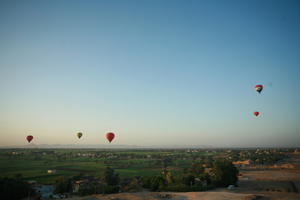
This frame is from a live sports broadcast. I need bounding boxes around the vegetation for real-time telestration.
[0,176,34,200]
[0,148,217,184]
[54,176,72,194]
[211,160,238,187]
[103,167,120,193]
[0,148,291,197]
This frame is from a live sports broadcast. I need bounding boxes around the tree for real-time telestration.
[212,160,238,187]
[149,176,166,191]
[103,167,119,186]
[78,181,104,196]
[165,171,175,185]
[197,173,212,186]
[190,162,204,175]
[181,174,195,186]
[122,177,141,192]
[0,177,34,200]
[54,176,72,194]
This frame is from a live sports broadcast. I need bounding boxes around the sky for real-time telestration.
[0,0,300,147]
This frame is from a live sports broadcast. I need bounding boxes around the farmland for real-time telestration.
[1,148,300,200]
[0,148,216,184]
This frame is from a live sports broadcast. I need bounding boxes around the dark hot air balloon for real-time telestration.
[255,85,263,93]
[77,132,83,139]
[253,111,259,117]
[27,135,33,143]
[106,132,115,143]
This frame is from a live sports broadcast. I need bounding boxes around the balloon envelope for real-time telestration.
[106,132,115,143]
[27,135,33,143]
[255,85,263,93]
[77,132,83,139]
[253,112,259,116]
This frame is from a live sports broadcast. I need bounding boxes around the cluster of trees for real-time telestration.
[55,176,72,194]
[0,176,34,200]
[211,160,238,187]
[54,166,121,196]
[227,149,284,165]
[54,159,238,195]
[141,160,238,192]
[0,161,238,199]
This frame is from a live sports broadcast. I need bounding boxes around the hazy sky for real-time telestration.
[1,0,300,147]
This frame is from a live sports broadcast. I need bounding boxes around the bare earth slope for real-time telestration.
[65,191,300,200]
[66,192,264,200]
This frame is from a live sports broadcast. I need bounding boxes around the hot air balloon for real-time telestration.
[253,111,259,117]
[255,85,263,93]
[77,132,83,139]
[106,132,115,143]
[27,135,33,143]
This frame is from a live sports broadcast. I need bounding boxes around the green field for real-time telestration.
[0,149,216,184]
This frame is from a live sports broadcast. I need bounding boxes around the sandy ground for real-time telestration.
[240,169,300,181]
[66,192,264,200]
[65,190,300,200]
[236,169,300,193]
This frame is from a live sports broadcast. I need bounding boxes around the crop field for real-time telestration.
[0,149,216,184]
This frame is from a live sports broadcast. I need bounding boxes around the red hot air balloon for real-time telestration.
[27,135,33,143]
[253,112,259,117]
[106,132,115,143]
[255,85,263,93]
